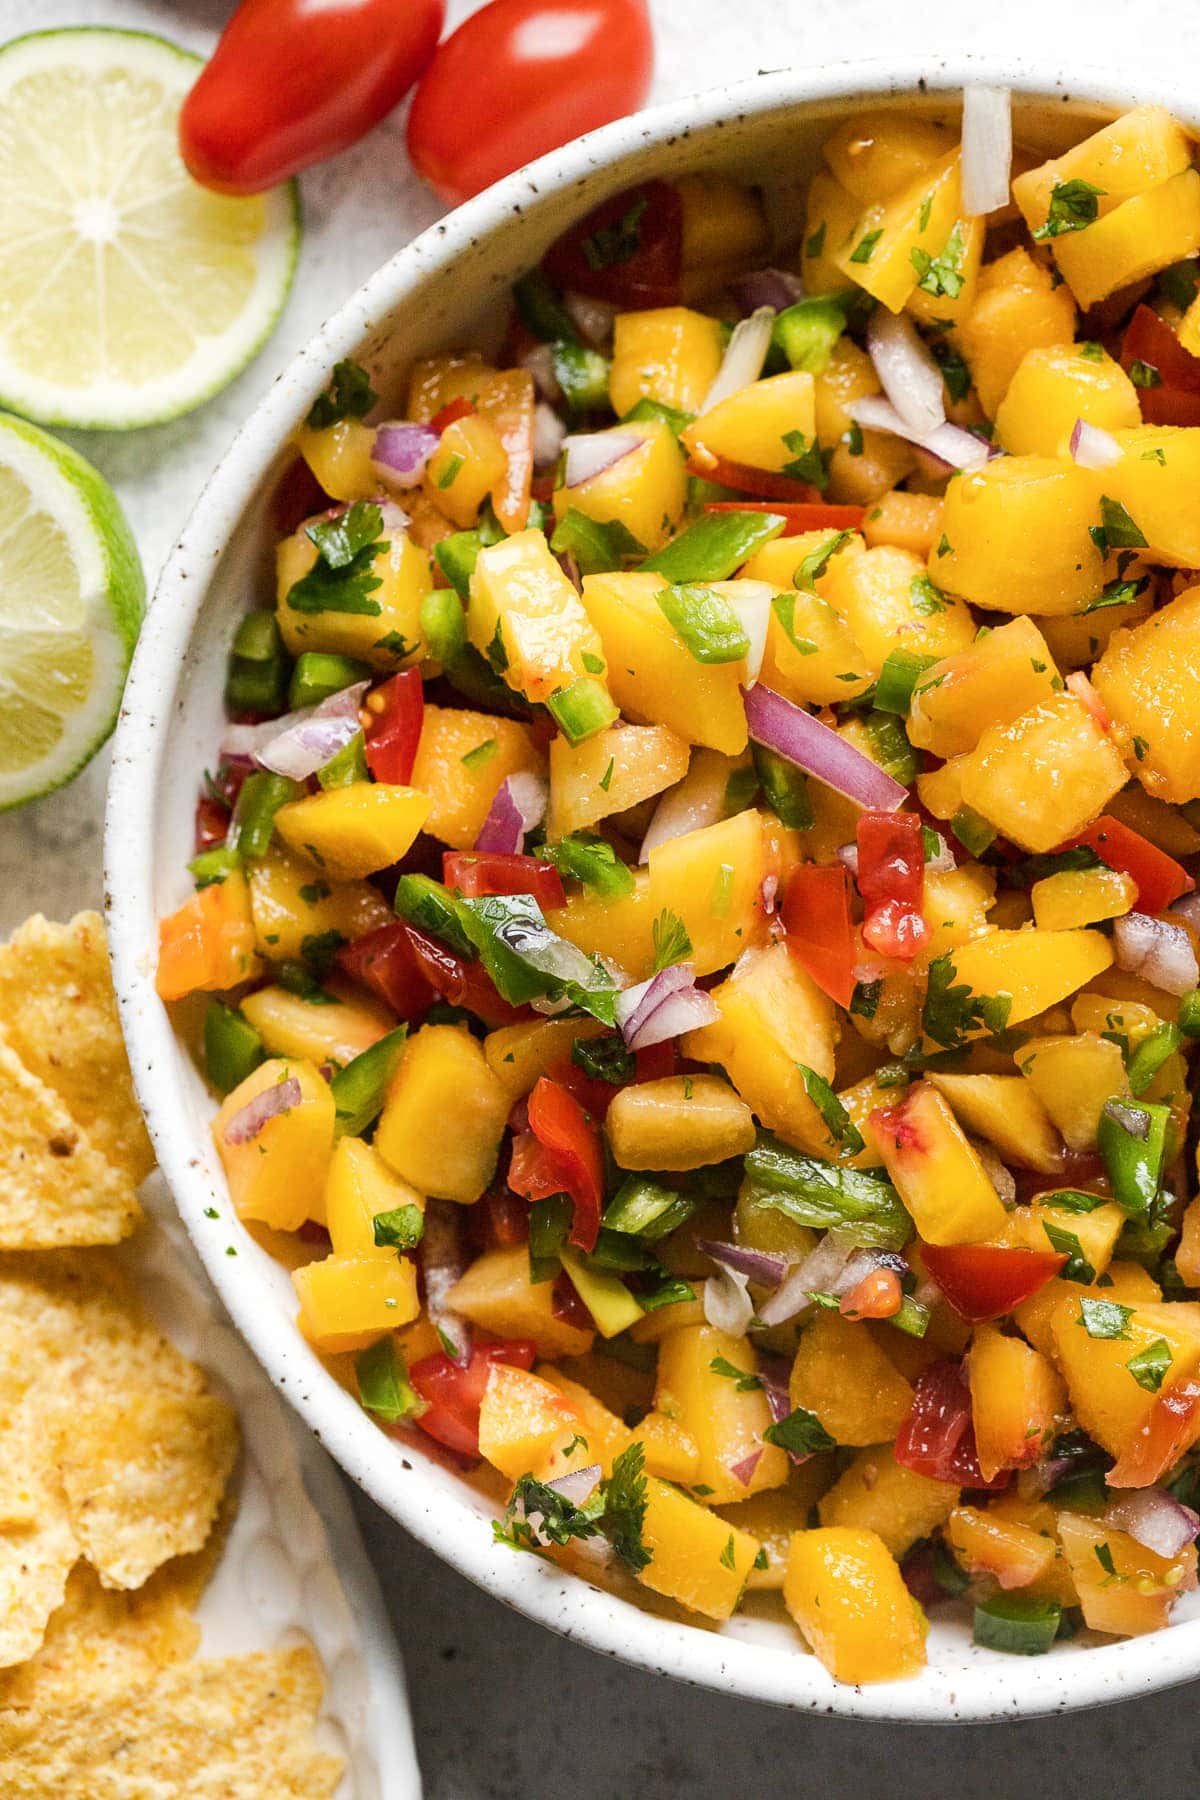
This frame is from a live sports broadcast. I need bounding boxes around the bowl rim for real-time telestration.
[107,50,1200,1722]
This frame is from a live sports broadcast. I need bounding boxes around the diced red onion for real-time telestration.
[474,772,548,854]
[743,684,907,811]
[222,1075,301,1146]
[720,580,773,685]
[703,1262,754,1335]
[961,85,1013,216]
[1113,911,1199,996]
[546,1463,602,1506]
[371,422,440,491]
[756,1354,792,1425]
[421,1200,472,1367]
[729,268,804,315]
[564,290,615,346]
[533,400,567,469]
[977,1144,1017,1207]
[757,1231,858,1327]
[695,1239,792,1292]
[628,985,719,1049]
[848,394,992,472]
[867,308,946,437]
[615,963,694,1043]
[1069,418,1122,470]
[639,753,728,863]
[1106,1489,1200,1559]
[925,832,955,872]
[730,1449,763,1489]
[702,306,776,412]
[252,683,371,780]
[520,344,562,404]
[563,428,644,488]
[760,874,779,917]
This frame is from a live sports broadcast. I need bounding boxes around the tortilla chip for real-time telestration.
[0,1249,204,1415]
[0,913,154,1187]
[0,1646,343,1797]
[0,1415,76,1670]
[0,1035,141,1250]
[55,1391,239,1591]
[0,1559,200,1713]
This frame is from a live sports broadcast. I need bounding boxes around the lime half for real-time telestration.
[0,411,143,809]
[0,28,300,430]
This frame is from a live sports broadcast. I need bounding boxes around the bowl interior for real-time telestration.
[108,62,1200,1721]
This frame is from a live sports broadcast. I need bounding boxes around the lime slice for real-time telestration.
[0,28,300,430]
[0,411,144,809]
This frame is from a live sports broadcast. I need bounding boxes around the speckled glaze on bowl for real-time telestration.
[106,56,1200,1721]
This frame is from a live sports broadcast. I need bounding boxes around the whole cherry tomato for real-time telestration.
[406,0,654,205]
[181,0,445,195]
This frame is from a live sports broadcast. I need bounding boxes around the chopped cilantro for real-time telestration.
[1128,359,1163,389]
[921,952,1012,1048]
[780,429,830,490]
[849,228,883,265]
[461,738,499,770]
[909,222,967,299]
[372,1204,425,1250]
[1042,1221,1096,1284]
[306,358,377,430]
[796,529,853,590]
[1090,496,1148,557]
[580,194,648,271]
[1077,1296,1134,1340]
[1126,1337,1172,1393]
[806,221,827,259]
[719,1533,738,1571]
[709,1355,763,1393]
[797,1064,865,1153]
[1033,179,1105,241]
[910,573,947,616]
[651,908,692,972]
[762,1405,836,1456]
[286,501,385,616]
[572,1033,635,1085]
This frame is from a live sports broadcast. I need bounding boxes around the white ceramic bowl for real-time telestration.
[107,55,1200,1721]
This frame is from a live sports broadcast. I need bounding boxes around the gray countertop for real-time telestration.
[4,0,1199,1790]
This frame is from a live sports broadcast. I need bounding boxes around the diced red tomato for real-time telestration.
[856,811,930,963]
[1064,814,1194,913]
[409,1337,536,1457]
[704,500,866,532]
[442,851,566,911]
[401,925,531,1027]
[507,1075,605,1252]
[194,794,231,853]
[1120,304,1200,427]
[686,456,824,503]
[364,668,425,786]
[1107,1376,1200,1488]
[780,864,857,1009]
[920,1243,1067,1324]
[431,396,476,434]
[335,923,435,1021]
[543,178,682,309]
[894,1360,1010,1490]
[545,1054,617,1121]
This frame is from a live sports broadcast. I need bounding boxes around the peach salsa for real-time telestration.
[158,92,1200,1684]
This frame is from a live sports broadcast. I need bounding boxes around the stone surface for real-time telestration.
[4,0,1199,1791]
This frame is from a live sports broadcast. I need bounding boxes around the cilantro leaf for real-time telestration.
[1090,495,1148,557]
[797,1064,865,1154]
[1042,1220,1095,1284]
[780,430,830,491]
[651,908,692,973]
[1033,179,1105,241]
[1126,1337,1172,1393]
[762,1405,836,1456]
[372,1204,425,1250]
[922,953,1012,1048]
[306,358,378,430]
[910,573,948,616]
[709,1355,763,1393]
[603,1442,652,1571]
[494,1474,606,1554]
[909,222,968,299]
[287,501,385,616]
[1078,1296,1134,1340]
[572,1032,636,1085]
[795,530,853,591]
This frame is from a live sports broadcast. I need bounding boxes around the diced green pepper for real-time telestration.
[228,771,301,862]
[865,712,918,788]
[772,295,848,374]
[203,1000,266,1095]
[640,510,786,583]
[550,509,645,575]
[546,676,619,744]
[753,742,814,829]
[950,805,997,857]
[603,1176,695,1240]
[1178,989,1200,1038]
[1097,1098,1171,1218]
[656,584,751,665]
[622,396,695,438]
[392,873,476,958]
[744,1132,913,1249]
[432,536,483,604]
[225,610,290,715]
[552,341,611,413]
[874,648,939,715]
[1127,1021,1183,1096]
[972,1593,1062,1656]
[355,1336,425,1423]
[188,846,240,889]
[529,1193,573,1283]
[289,652,371,710]
[513,269,579,343]
[317,731,369,790]
[543,833,635,898]
[329,1026,409,1137]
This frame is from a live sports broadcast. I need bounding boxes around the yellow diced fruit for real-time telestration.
[580,570,748,753]
[246,845,392,963]
[1054,169,1200,309]
[817,1444,958,1558]
[954,247,1077,418]
[468,527,609,705]
[551,418,686,554]
[1071,993,1164,1045]
[784,1528,926,1683]
[927,1072,1062,1175]
[274,785,430,882]
[968,1325,1065,1481]
[448,1245,594,1358]
[483,1016,608,1102]
[1104,786,1200,859]
[608,307,725,417]
[213,1058,334,1232]
[548,720,688,839]
[682,371,817,476]
[1057,1510,1197,1637]
[835,150,962,314]
[1093,583,1200,803]
[862,490,943,557]
[870,1079,1008,1246]
[818,540,975,672]
[293,418,377,503]
[1012,106,1193,234]
[1102,427,1200,568]
[944,929,1114,1031]
[682,940,840,1155]
[630,1292,708,1343]
[410,706,546,850]
[906,216,985,332]
[375,1024,508,1203]
[801,169,861,293]
[947,1505,1057,1591]
[240,981,395,1070]
[558,1246,644,1339]
[1032,866,1138,930]
[533,1367,632,1477]
[424,413,507,528]
[637,1478,761,1621]
[824,110,953,201]
[655,1324,787,1504]
[407,350,496,421]
[908,617,1061,758]
[605,1074,754,1172]
[1050,1292,1200,1461]
[677,172,769,294]
[324,1137,424,1259]
[789,1311,914,1446]
[1017,1032,1131,1154]
[1015,1262,1160,1361]
[1037,585,1154,672]
[761,582,874,707]
[293,1253,419,1353]
[635,1410,700,1485]
[277,519,430,668]
[994,344,1141,458]
[812,338,879,444]
[477,1364,585,1480]
[718,1473,834,1589]
[1014,1193,1125,1281]
[957,693,1127,852]
[935,455,1103,616]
